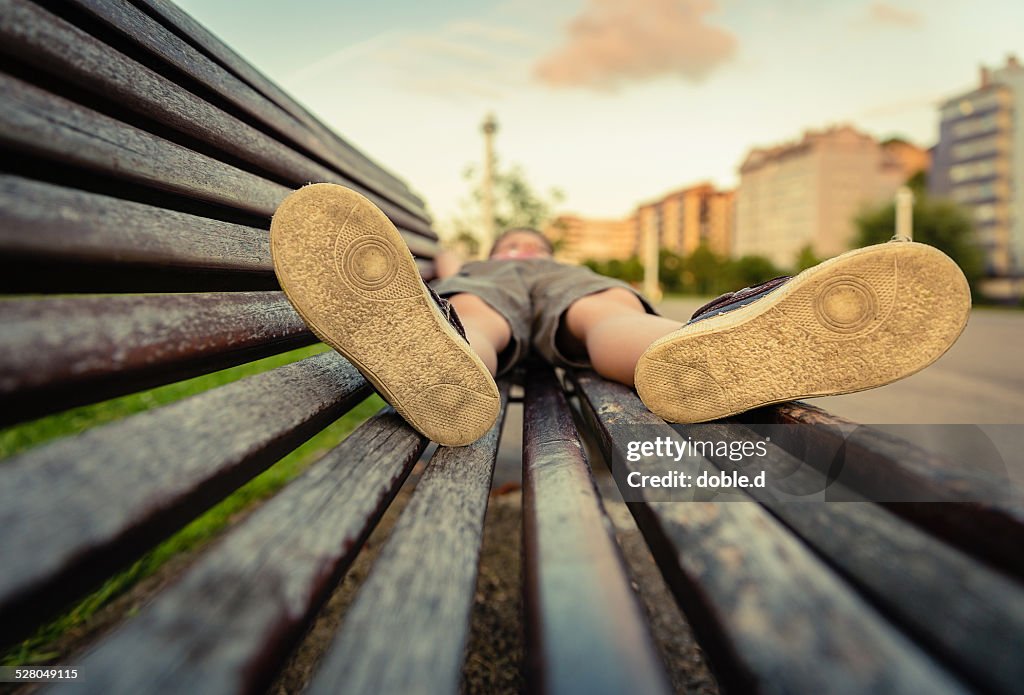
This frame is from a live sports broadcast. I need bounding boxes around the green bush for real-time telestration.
[854,190,985,297]
[586,245,784,297]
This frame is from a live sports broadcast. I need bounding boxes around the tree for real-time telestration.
[793,244,822,273]
[854,194,985,295]
[450,229,481,258]
[686,244,727,295]
[448,158,564,257]
[728,254,783,289]
[589,247,783,297]
[659,249,686,293]
[585,256,643,284]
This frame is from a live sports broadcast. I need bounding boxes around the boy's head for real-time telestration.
[488,227,554,260]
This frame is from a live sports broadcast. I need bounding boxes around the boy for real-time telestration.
[271,184,970,446]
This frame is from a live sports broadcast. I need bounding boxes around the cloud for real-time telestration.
[285,31,404,84]
[446,20,533,45]
[400,36,499,67]
[866,2,923,27]
[533,0,737,90]
[288,18,537,101]
[371,21,537,101]
[855,93,943,119]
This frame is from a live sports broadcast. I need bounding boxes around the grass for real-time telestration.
[2,343,326,459]
[1,344,386,666]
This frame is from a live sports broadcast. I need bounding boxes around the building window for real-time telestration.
[950,160,998,183]
[951,135,1000,160]
[974,203,996,223]
[953,182,997,203]
[951,114,1001,139]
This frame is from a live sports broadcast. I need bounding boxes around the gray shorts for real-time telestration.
[431,258,658,376]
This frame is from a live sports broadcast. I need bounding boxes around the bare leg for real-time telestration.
[447,293,512,376]
[563,288,679,386]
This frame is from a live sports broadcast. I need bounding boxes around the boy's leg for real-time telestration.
[447,293,512,376]
[430,260,533,379]
[270,184,500,446]
[561,288,678,386]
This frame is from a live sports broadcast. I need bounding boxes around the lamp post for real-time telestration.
[895,185,914,241]
[642,214,660,302]
[481,113,498,249]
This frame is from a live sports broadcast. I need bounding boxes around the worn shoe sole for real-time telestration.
[270,183,500,446]
[635,242,971,423]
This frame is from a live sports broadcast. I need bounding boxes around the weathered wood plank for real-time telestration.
[0,176,437,292]
[52,408,426,695]
[0,71,287,216]
[521,368,671,695]
[67,0,431,225]
[0,175,272,272]
[681,421,1024,695]
[307,384,509,695]
[570,370,970,695]
[0,292,315,425]
[131,0,424,209]
[742,402,1024,577]
[0,0,434,237]
[402,231,440,260]
[0,351,371,650]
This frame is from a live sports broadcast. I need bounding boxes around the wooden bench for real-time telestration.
[2,1,1023,693]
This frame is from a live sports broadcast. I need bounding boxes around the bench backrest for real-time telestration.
[1,0,440,648]
[1,0,440,426]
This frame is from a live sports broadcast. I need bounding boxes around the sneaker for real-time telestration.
[270,183,500,446]
[634,241,971,423]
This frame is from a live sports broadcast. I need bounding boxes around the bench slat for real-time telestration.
[68,0,431,224]
[0,175,437,293]
[521,368,672,695]
[0,71,287,217]
[684,421,1024,695]
[131,0,422,208]
[570,371,970,695]
[0,176,272,273]
[745,402,1024,577]
[0,351,370,649]
[307,385,509,695]
[0,292,315,425]
[0,1,434,238]
[53,409,425,695]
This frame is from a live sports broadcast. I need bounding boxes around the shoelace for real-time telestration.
[424,283,470,343]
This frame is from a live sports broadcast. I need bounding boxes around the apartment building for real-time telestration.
[546,215,638,264]
[931,55,1024,282]
[547,184,734,264]
[635,183,734,258]
[734,125,926,268]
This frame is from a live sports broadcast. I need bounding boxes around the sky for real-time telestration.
[177,0,1023,235]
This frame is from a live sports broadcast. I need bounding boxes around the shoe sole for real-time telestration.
[270,183,500,446]
[635,242,971,423]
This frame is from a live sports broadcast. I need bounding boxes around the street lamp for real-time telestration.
[895,185,914,241]
[481,114,498,248]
